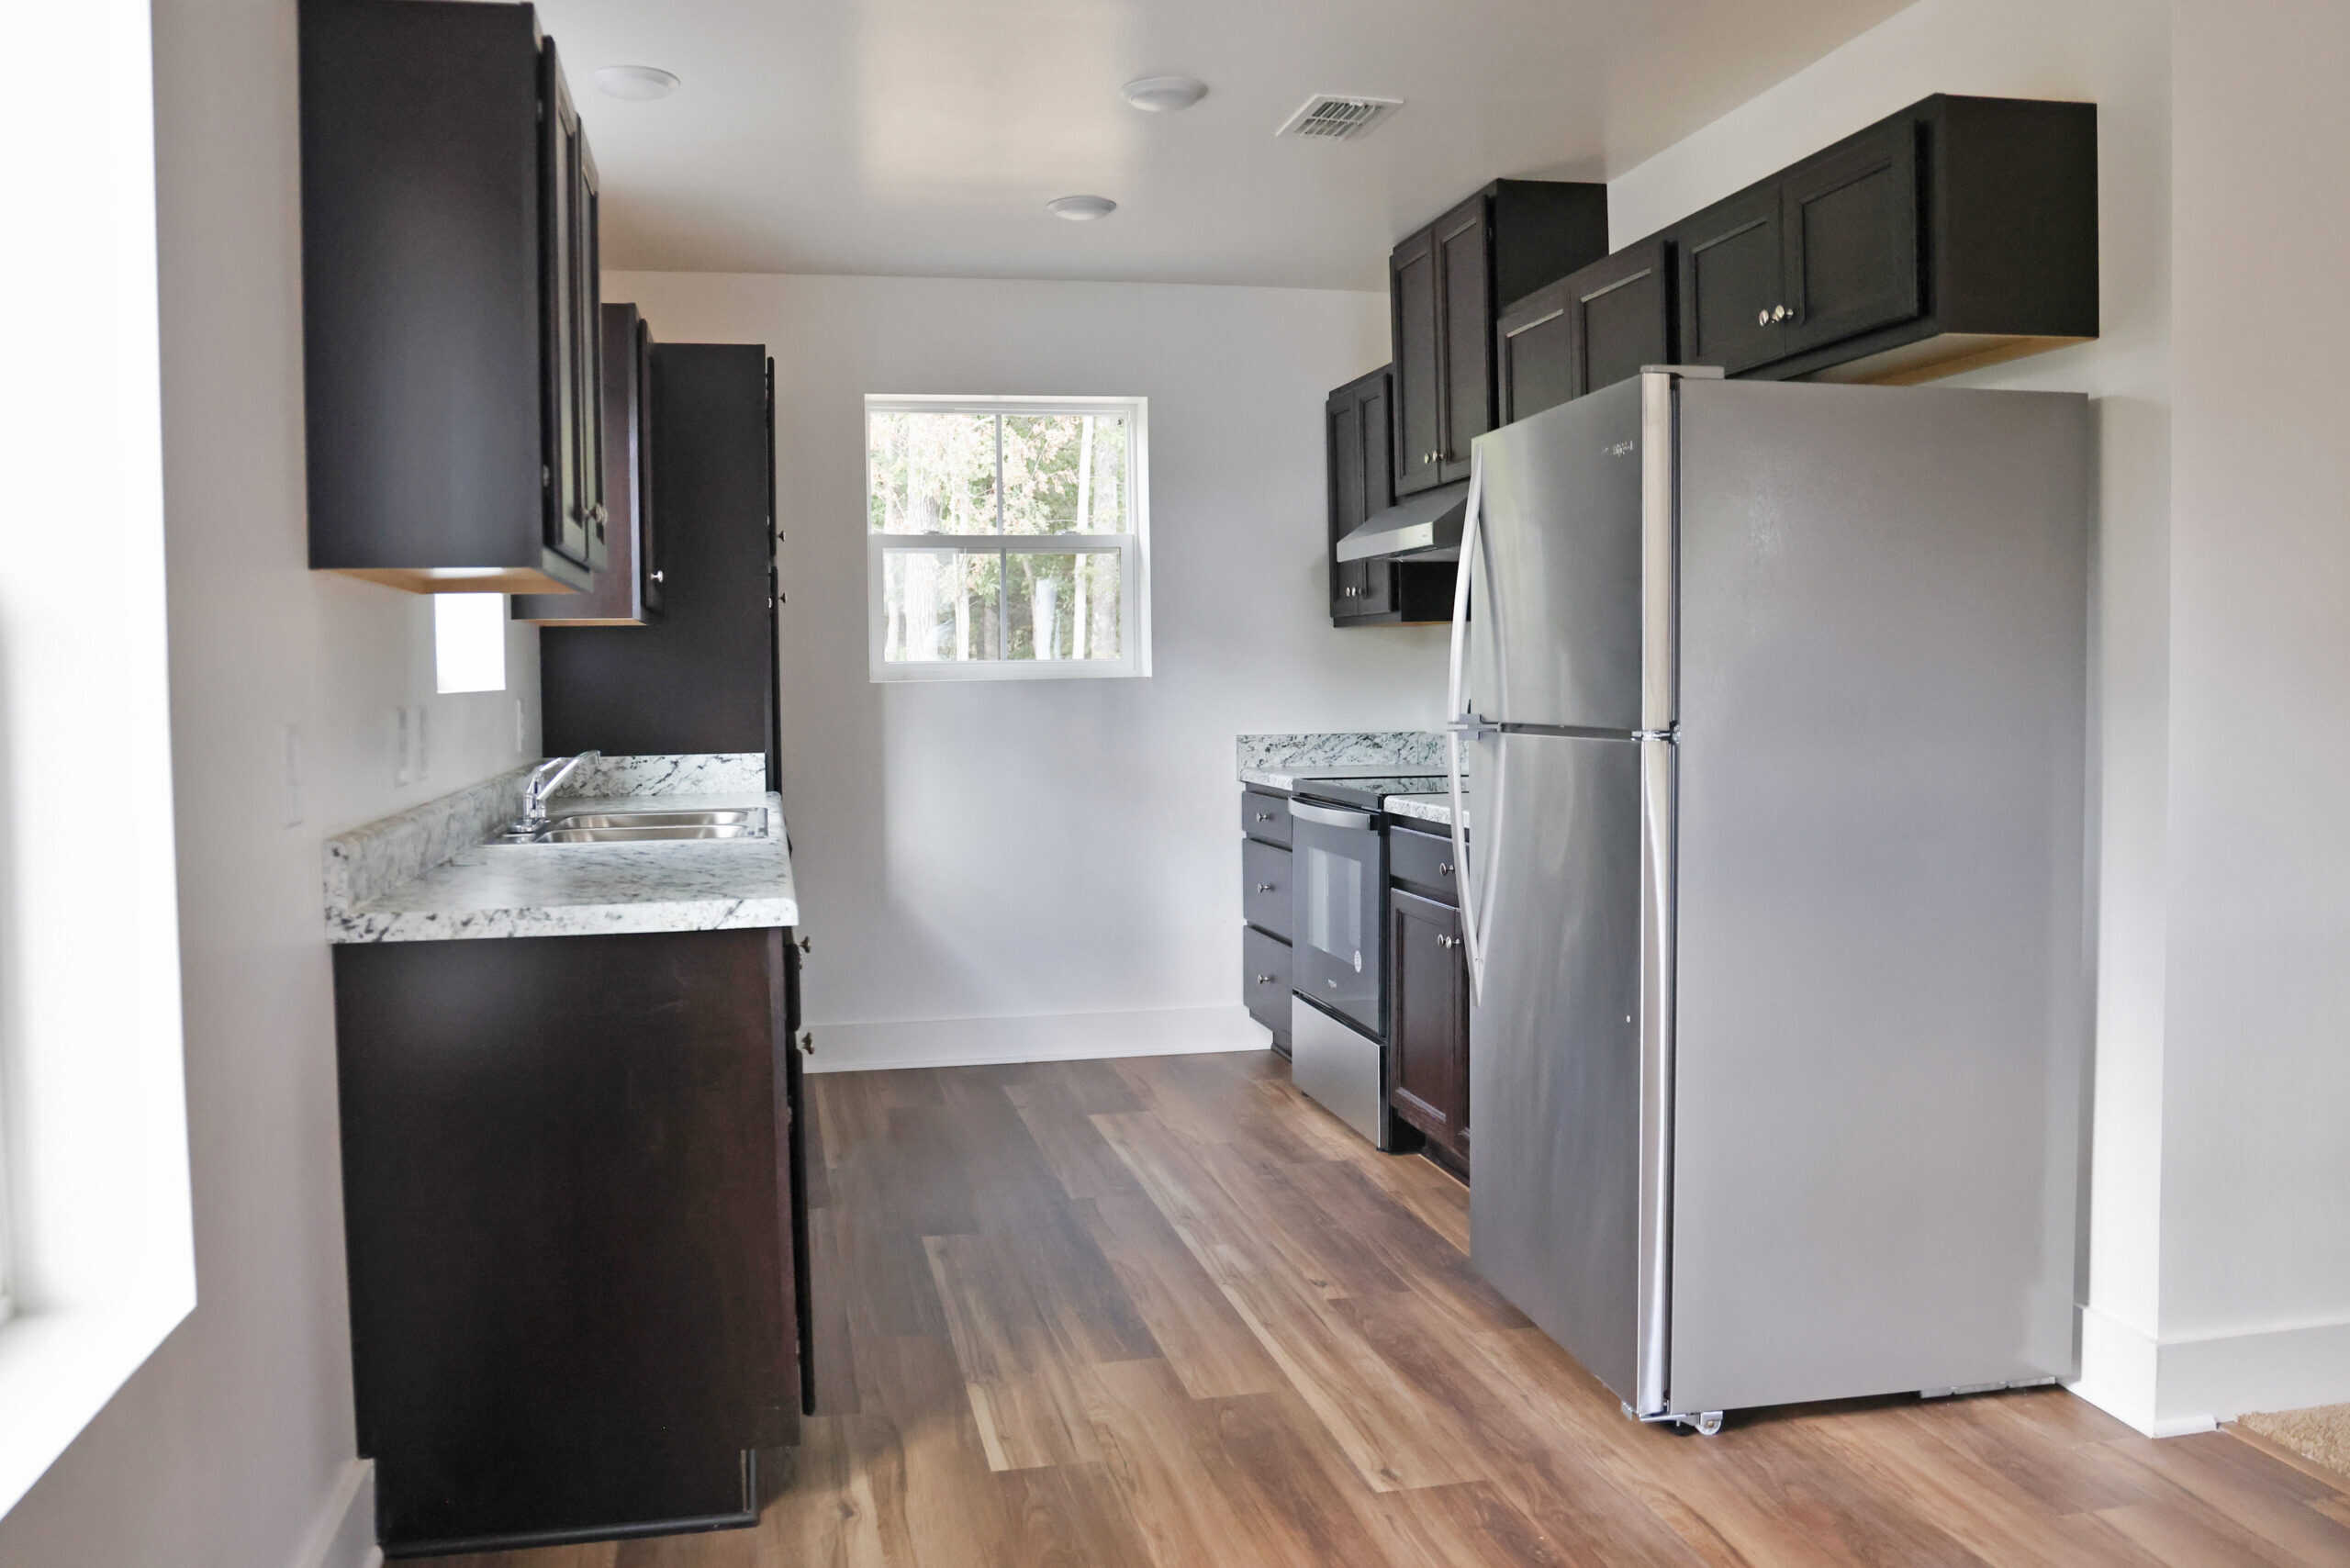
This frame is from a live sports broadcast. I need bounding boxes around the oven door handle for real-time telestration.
[1289,801,1376,831]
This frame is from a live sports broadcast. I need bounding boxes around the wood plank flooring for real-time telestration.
[420,1051,2350,1567]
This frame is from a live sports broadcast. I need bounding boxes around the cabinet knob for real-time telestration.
[1438,934,1459,949]
[1253,882,1276,893]
[798,1031,815,1055]
[649,569,666,584]
[1756,308,1771,327]
[1254,973,1276,985]
[1325,978,1339,990]
[1253,812,1275,823]
[1438,861,1454,876]
[797,935,812,954]
[1772,304,1790,322]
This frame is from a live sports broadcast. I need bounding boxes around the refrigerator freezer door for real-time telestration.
[1664,380,2090,1413]
[1466,729,1647,1404]
[1467,378,1648,733]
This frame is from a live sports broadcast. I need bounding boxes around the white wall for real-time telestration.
[0,0,542,1561]
[607,272,1444,1068]
[2156,0,2350,1420]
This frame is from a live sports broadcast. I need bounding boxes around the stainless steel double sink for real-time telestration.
[496,807,769,846]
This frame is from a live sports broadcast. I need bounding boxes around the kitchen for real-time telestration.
[5,0,2349,1566]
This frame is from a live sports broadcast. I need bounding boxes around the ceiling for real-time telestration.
[534,0,1912,291]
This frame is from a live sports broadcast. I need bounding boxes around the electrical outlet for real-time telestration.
[391,705,412,788]
[282,722,304,828]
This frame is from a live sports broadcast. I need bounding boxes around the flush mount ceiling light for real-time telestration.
[1120,74,1208,113]
[1046,194,1118,221]
[595,64,680,101]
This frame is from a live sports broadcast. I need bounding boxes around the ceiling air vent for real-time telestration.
[1276,95,1402,142]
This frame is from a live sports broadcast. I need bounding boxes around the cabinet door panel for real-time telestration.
[1573,238,1674,398]
[539,40,591,566]
[1434,196,1493,483]
[1353,378,1396,616]
[1326,386,1364,619]
[1675,185,1784,375]
[1497,285,1574,427]
[576,125,607,569]
[1781,119,1919,354]
[1390,230,1443,496]
[1391,888,1468,1152]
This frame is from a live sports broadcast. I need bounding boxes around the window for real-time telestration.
[434,592,509,693]
[866,397,1149,680]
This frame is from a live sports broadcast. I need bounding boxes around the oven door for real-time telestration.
[1290,801,1383,1036]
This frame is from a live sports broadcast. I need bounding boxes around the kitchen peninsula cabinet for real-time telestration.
[1389,180,1610,496]
[333,927,802,1555]
[298,0,604,594]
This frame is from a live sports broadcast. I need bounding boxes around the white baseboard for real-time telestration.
[804,1004,1270,1074]
[287,1458,377,1568]
[2160,1315,2350,1427]
[2069,1305,2350,1435]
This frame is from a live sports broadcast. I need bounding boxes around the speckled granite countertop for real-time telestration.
[323,756,798,943]
[1382,792,1468,831]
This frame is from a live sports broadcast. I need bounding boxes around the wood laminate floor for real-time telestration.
[426,1051,2350,1567]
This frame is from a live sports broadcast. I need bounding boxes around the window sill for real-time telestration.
[0,1290,194,1521]
[870,660,1148,683]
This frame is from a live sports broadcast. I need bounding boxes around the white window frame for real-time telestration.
[864,395,1151,682]
[0,0,196,1525]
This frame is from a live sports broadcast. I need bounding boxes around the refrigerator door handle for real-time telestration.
[1633,732,1677,1416]
[1448,454,1489,1002]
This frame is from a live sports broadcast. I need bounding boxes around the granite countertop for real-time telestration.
[1382,791,1467,831]
[1237,729,1448,792]
[324,755,798,944]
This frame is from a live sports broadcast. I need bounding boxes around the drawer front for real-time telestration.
[1389,823,1461,904]
[1241,927,1292,1036]
[1242,838,1292,940]
[1241,789,1292,846]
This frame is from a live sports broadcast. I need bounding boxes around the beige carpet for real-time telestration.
[2238,1403,2350,1483]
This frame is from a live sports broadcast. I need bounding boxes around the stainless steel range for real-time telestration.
[1283,774,1442,1148]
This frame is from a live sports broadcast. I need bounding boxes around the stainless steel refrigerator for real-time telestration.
[1446,369,2087,1431]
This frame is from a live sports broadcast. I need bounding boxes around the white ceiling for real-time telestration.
[535,0,1912,291]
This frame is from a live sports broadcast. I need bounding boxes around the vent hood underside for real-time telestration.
[1335,480,1469,564]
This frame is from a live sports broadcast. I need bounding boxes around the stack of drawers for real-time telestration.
[1239,788,1293,1055]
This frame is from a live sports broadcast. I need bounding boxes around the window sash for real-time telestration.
[868,533,1141,680]
[864,398,1141,542]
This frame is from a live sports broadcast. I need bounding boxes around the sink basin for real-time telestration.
[550,809,767,831]
[532,823,765,843]
[486,806,772,846]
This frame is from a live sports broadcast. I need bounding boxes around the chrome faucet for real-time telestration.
[518,749,601,831]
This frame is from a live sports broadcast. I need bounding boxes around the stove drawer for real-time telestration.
[1242,838,1292,940]
[1241,789,1292,846]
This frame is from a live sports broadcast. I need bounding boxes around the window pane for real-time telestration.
[1003,552,1122,661]
[868,410,999,534]
[1002,413,1128,535]
[881,549,1003,662]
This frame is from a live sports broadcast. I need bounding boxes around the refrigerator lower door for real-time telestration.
[1467,729,1654,1406]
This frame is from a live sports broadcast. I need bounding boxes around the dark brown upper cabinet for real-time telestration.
[298,0,602,595]
[1326,367,1395,622]
[1498,237,1677,425]
[516,305,664,625]
[1324,366,1454,627]
[1669,95,2098,386]
[1389,180,1609,496]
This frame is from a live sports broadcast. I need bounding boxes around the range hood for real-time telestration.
[1335,480,1469,564]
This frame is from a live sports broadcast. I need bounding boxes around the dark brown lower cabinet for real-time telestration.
[332,926,802,1558]
[1389,887,1470,1171]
